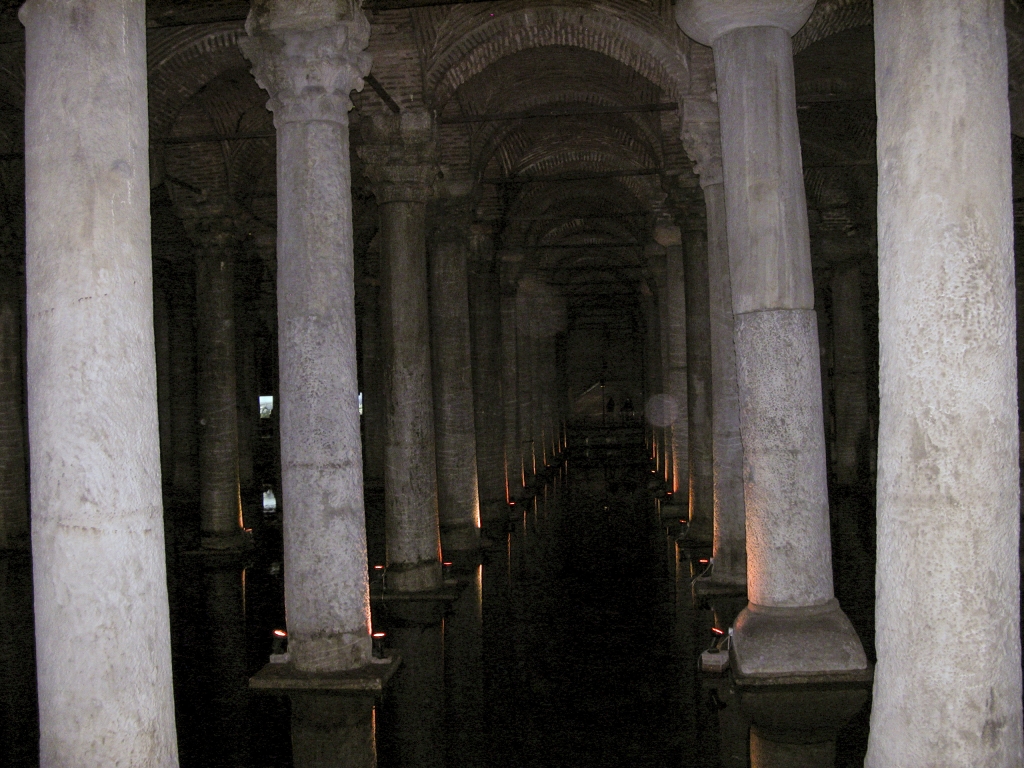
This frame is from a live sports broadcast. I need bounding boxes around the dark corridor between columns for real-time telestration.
[0,424,875,768]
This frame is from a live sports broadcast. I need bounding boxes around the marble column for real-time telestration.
[359,259,386,489]
[647,246,672,485]
[867,0,1023,764]
[0,253,28,551]
[676,0,866,678]
[184,212,244,550]
[516,279,538,481]
[682,102,746,587]
[359,109,443,592]
[241,2,376,669]
[21,0,178,762]
[468,228,509,524]
[428,195,481,552]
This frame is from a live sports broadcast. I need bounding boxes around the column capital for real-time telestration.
[429,192,474,248]
[681,98,725,188]
[358,108,440,204]
[239,4,371,126]
[179,202,246,255]
[675,0,816,47]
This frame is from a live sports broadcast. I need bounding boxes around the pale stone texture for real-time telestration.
[242,0,375,670]
[0,254,28,550]
[676,0,865,678]
[866,0,1023,764]
[183,211,244,548]
[21,0,178,763]
[428,196,481,551]
[359,108,443,592]
[682,103,747,584]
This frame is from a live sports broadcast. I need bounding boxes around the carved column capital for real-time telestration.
[358,108,441,204]
[681,98,725,188]
[240,5,371,126]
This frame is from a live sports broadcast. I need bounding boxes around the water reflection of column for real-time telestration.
[0,555,37,765]
[201,566,249,767]
[672,541,699,758]
[445,566,484,768]
[384,603,446,768]
[290,694,377,768]
[481,530,517,759]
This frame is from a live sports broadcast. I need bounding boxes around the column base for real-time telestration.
[658,501,687,523]
[200,529,252,552]
[370,578,463,607]
[731,599,870,685]
[693,573,748,597]
[383,559,442,592]
[479,499,510,525]
[250,653,400,695]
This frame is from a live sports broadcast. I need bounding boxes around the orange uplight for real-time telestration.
[372,632,386,639]
[699,559,709,564]
[272,629,287,638]
[374,565,385,570]
[443,561,453,567]
[711,627,725,636]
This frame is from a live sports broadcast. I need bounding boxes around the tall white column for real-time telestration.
[359,109,444,593]
[428,195,481,552]
[866,0,1023,764]
[677,0,866,679]
[21,0,178,763]
[241,2,375,670]
[682,102,746,587]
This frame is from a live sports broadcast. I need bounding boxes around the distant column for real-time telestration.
[359,109,443,592]
[682,101,746,586]
[428,194,481,552]
[22,0,178,762]
[184,211,244,550]
[499,252,523,498]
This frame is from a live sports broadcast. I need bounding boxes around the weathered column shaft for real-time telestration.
[677,0,864,679]
[468,235,508,522]
[681,221,713,537]
[235,301,257,493]
[705,181,746,583]
[499,276,522,496]
[22,0,178,762]
[359,276,386,488]
[867,0,1023,763]
[0,259,28,550]
[516,286,537,479]
[429,212,481,551]
[193,232,242,546]
[242,4,375,670]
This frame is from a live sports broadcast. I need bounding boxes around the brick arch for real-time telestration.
[792,0,872,54]
[426,6,690,110]
[148,22,249,138]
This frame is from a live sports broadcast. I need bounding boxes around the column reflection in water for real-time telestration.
[202,565,249,767]
[290,694,376,768]
[379,602,445,768]
[481,529,517,766]
[740,684,868,768]
[444,565,484,768]
[0,554,37,765]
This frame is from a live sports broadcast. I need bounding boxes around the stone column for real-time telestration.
[167,260,199,504]
[499,253,523,498]
[867,1,1023,764]
[0,253,28,551]
[676,0,866,679]
[468,228,509,525]
[647,247,672,485]
[359,109,443,592]
[21,0,178,763]
[358,257,386,490]
[515,279,538,481]
[184,212,244,550]
[682,102,746,587]
[428,194,480,553]
[241,2,376,669]
[829,262,869,492]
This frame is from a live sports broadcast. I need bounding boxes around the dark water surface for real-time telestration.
[0,436,875,766]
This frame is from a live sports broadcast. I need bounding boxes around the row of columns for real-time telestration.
[14,0,1024,764]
